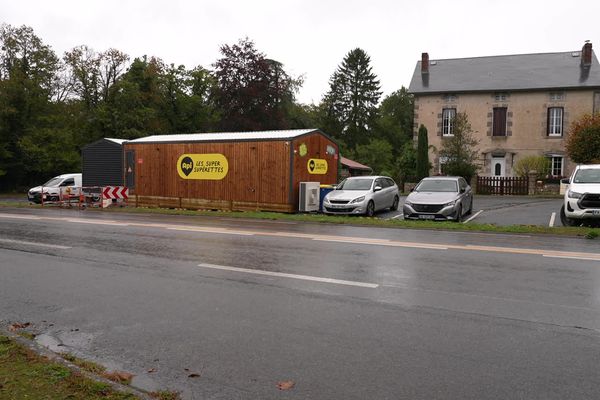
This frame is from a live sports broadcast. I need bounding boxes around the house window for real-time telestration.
[492,107,507,136]
[549,92,564,101]
[547,156,563,177]
[442,108,456,136]
[547,107,563,136]
[439,156,449,174]
[494,93,508,102]
[443,94,457,102]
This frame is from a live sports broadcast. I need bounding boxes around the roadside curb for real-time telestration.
[1,322,154,400]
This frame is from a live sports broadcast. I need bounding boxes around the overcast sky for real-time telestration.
[2,0,599,104]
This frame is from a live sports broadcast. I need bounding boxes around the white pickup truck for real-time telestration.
[560,164,600,227]
[27,173,82,204]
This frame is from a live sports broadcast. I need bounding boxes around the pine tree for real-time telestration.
[323,48,381,151]
[416,124,429,179]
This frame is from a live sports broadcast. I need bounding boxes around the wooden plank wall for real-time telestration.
[291,133,339,207]
[123,140,292,211]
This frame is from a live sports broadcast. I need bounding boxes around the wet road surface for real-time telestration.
[1,207,599,399]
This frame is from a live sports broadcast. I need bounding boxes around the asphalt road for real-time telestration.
[379,195,563,226]
[1,207,600,399]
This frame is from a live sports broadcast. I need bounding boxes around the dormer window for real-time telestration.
[549,92,564,101]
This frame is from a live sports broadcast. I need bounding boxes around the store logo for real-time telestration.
[307,159,328,175]
[180,156,194,176]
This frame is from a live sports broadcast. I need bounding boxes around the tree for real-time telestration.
[397,141,417,183]
[0,24,60,187]
[376,87,413,157]
[513,155,550,178]
[352,138,394,176]
[322,48,381,150]
[566,113,600,164]
[416,124,429,179]
[213,38,301,131]
[438,112,480,182]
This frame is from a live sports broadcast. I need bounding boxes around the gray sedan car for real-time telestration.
[403,176,473,222]
[323,176,400,217]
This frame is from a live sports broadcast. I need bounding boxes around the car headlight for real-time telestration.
[445,200,456,206]
[568,190,582,199]
[350,196,365,204]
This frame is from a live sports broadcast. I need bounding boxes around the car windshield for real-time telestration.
[573,169,600,184]
[337,178,373,190]
[415,179,458,192]
[42,177,62,186]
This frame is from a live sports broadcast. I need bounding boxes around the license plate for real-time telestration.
[593,210,600,216]
[418,214,435,220]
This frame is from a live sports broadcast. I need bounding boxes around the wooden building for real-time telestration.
[123,129,339,212]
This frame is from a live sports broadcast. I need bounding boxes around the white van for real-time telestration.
[28,173,82,203]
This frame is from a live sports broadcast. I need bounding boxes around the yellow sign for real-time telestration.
[177,154,229,180]
[307,158,328,174]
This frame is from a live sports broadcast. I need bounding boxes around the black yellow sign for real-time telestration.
[307,158,328,174]
[177,154,229,180]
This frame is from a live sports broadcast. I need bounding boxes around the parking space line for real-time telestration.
[463,210,483,224]
[197,263,379,288]
[549,212,556,227]
[391,214,404,220]
[543,255,600,262]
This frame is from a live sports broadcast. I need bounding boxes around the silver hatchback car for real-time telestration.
[323,176,400,217]
[403,176,473,222]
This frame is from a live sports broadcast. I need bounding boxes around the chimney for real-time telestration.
[421,52,429,74]
[581,41,592,67]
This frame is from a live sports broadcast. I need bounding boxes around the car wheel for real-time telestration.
[365,201,375,217]
[454,205,463,222]
[466,198,473,215]
[560,205,579,227]
[390,196,399,211]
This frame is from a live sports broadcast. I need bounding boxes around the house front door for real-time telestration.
[492,157,506,177]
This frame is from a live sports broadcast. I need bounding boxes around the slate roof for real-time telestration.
[409,50,600,94]
[127,129,320,143]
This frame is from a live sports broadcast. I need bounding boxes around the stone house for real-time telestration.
[408,42,600,178]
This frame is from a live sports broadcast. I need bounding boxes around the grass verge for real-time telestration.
[1,201,598,238]
[0,335,137,399]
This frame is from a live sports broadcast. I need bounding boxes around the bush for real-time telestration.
[566,113,600,164]
[513,156,550,178]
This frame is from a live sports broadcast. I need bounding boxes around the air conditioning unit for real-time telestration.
[299,182,320,212]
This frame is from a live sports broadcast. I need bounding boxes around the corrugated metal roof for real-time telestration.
[127,129,319,143]
[409,50,600,94]
[105,138,127,144]
[341,156,371,171]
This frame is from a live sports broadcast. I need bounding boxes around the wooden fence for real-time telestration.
[476,176,529,195]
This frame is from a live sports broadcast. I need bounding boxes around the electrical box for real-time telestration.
[299,182,320,212]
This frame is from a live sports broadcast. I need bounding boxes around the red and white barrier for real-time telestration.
[101,186,129,208]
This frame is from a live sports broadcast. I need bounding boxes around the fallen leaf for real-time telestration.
[188,373,200,378]
[147,368,156,373]
[103,371,134,384]
[184,368,190,371]
[8,322,30,331]
[277,380,295,391]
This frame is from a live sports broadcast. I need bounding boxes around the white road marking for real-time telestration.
[168,227,254,236]
[391,214,404,220]
[0,213,41,220]
[543,255,600,262]
[463,210,483,224]
[0,238,71,249]
[549,212,556,228]
[197,263,379,288]
[313,237,448,250]
[66,219,130,226]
